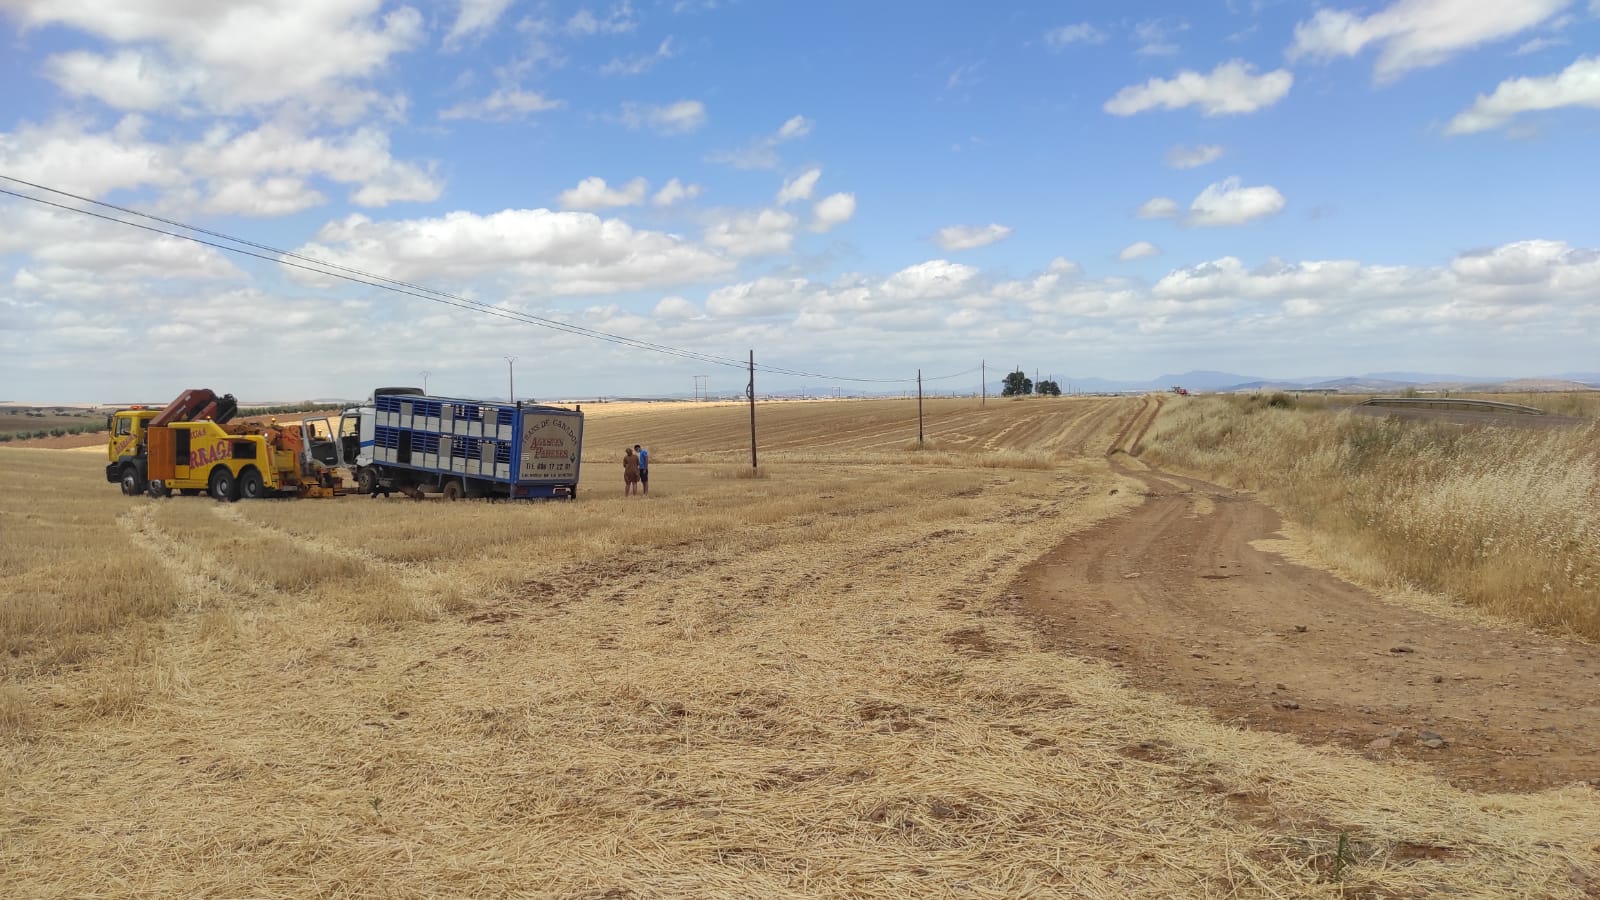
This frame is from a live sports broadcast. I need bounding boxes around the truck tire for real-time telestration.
[146,480,171,499]
[209,468,239,502]
[238,468,265,500]
[441,480,464,501]
[120,466,145,496]
[356,468,379,494]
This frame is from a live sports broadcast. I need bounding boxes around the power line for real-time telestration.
[0,174,979,385]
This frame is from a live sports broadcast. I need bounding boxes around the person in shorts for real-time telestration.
[634,444,650,495]
[623,447,639,497]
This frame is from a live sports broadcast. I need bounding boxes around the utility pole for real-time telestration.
[981,359,986,406]
[693,375,708,401]
[420,370,431,393]
[747,350,757,469]
[505,356,517,402]
[917,369,925,446]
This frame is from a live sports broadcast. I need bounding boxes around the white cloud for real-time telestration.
[881,260,979,300]
[558,176,649,210]
[1045,23,1106,48]
[183,122,443,209]
[0,201,244,286]
[1136,197,1180,219]
[615,99,707,135]
[0,117,180,197]
[653,295,699,318]
[43,51,202,112]
[566,2,637,36]
[933,224,1012,251]
[292,208,733,295]
[9,228,1600,401]
[777,115,813,140]
[1119,241,1161,261]
[440,87,564,121]
[600,36,676,75]
[1165,144,1225,168]
[203,176,326,216]
[703,209,797,257]
[1449,239,1594,284]
[348,164,444,207]
[1105,60,1293,116]
[445,0,515,49]
[706,277,810,316]
[651,178,701,207]
[0,117,439,213]
[708,115,812,169]
[946,62,982,91]
[1515,36,1567,55]
[1446,56,1600,134]
[1134,19,1189,57]
[810,193,856,233]
[1288,0,1571,81]
[1187,177,1286,226]
[20,0,425,116]
[776,168,822,205]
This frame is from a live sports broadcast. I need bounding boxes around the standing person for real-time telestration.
[623,447,639,497]
[634,444,650,495]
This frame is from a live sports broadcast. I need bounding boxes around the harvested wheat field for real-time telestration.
[3,397,1599,898]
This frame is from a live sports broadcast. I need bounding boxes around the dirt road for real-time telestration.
[1018,461,1600,792]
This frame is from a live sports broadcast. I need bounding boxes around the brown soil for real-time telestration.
[1017,462,1600,793]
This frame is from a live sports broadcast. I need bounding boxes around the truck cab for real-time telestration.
[106,408,160,494]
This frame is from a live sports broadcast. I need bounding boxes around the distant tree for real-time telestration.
[1001,370,1033,396]
[1036,380,1062,396]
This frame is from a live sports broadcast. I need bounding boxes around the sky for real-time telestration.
[1,0,1598,402]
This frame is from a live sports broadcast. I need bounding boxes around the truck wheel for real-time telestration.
[120,466,145,496]
[441,480,464,501]
[209,468,239,502]
[146,480,171,499]
[356,468,379,494]
[238,469,265,500]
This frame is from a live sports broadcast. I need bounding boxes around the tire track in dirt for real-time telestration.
[1127,397,1164,455]
[1104,397,1150,456]
[118,505,259,607]
[1057,399,1125,456]
[1015,461,1600,791]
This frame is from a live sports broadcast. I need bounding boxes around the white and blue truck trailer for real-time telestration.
[310,388,584,500]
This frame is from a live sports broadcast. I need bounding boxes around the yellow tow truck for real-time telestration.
[106,388,340,500]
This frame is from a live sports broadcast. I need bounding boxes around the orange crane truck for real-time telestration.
[106,388,340,501]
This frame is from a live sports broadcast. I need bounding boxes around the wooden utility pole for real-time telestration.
[981,359,986,406]
[747,350,757,469]
[917,369,925,446]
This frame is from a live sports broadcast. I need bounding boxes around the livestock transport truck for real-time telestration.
[309,388,585,501]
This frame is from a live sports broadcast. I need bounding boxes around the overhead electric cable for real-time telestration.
[1,174,981,384]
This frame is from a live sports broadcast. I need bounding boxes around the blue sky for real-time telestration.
[2,0,1598,401]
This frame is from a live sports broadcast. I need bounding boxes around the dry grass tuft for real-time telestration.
[711,464,770,479]
[1144,395,1600,639]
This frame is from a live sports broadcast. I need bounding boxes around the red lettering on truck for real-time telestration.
[189,440,232,469]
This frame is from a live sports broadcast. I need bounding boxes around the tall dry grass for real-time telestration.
[1143,395,1600,639]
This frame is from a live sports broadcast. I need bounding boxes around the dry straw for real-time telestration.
[2,398,1597,897]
